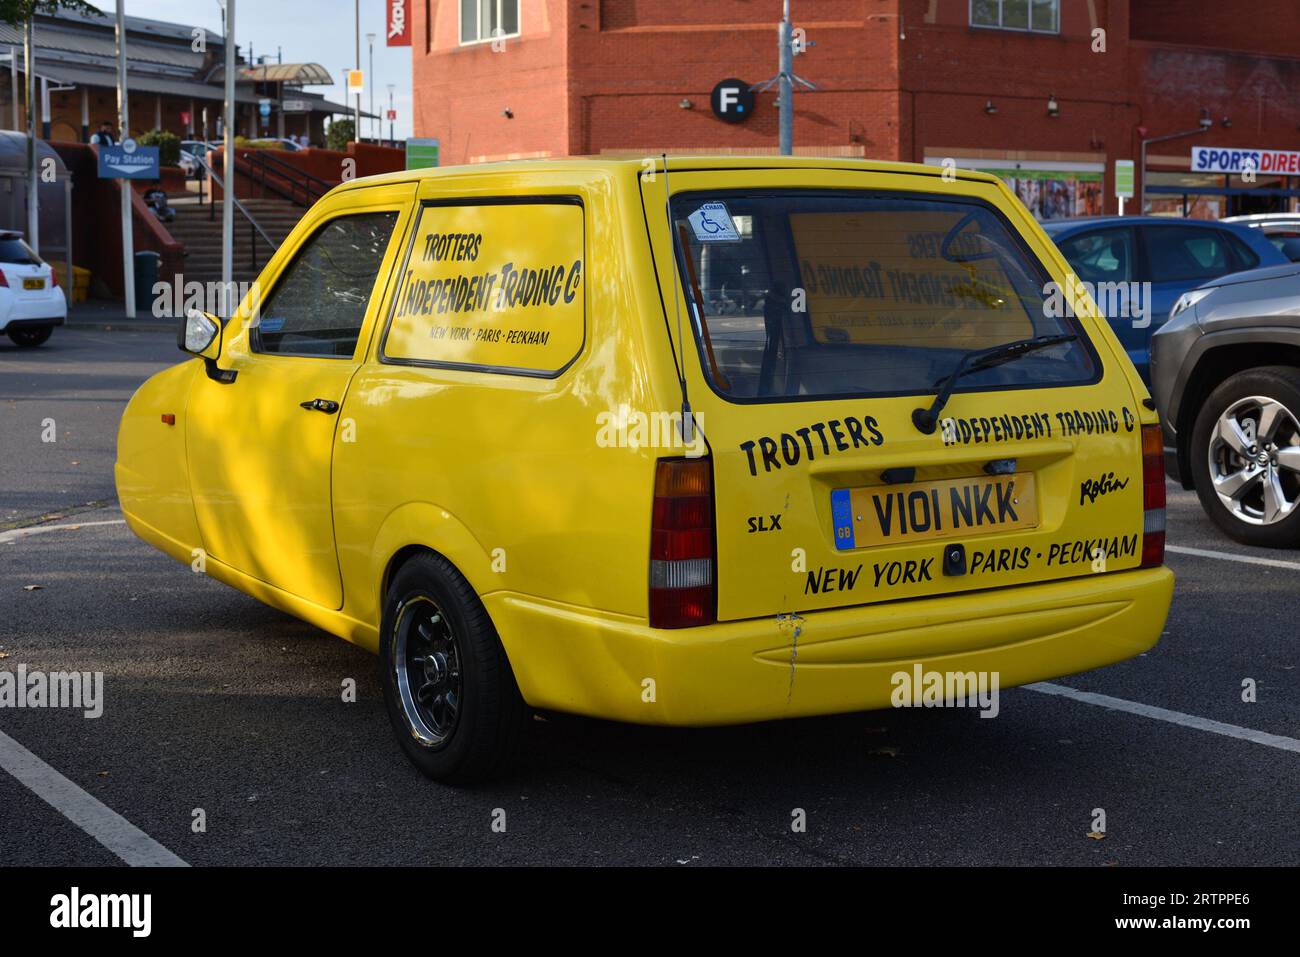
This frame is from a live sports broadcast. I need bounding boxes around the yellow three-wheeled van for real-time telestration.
[117,158,1173,781]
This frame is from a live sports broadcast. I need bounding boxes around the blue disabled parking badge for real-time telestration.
[688,202,741,242]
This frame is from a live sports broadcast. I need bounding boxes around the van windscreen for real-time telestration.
[668,190,1096,402]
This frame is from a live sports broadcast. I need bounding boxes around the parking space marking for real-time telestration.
[1166,543,1300,571]
[0,728,188,867]
[1026,682,1300,755]
[0,519,125,545]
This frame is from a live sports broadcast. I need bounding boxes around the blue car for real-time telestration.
[1042,216,1287,381]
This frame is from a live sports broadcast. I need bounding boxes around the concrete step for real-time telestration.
[167,197,305,277]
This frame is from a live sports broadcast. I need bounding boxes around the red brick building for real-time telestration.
[411,0,1300,218]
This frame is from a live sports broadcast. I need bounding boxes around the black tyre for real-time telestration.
[7,325,52,347]
[379,552,526,783]
[1190,366,1300,548]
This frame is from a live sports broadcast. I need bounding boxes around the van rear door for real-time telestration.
[640,165,1160,622]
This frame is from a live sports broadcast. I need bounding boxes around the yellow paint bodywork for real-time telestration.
[116,156,1173,726]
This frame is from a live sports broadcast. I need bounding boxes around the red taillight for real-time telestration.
[0,271,8,287]
[649,457,716,628]
[1141,424,1166,568]
[50,269,58,288]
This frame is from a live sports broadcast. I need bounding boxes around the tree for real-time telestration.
[0,0,99,25]
[137,129,180,167]
[327,118,355,152]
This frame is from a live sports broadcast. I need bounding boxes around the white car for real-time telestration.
[0,231,66,347]
[178,149,200,177]
[1222,214,1300,262]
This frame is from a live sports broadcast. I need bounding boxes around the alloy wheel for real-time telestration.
[1208,394,1300,526]
[393,595,463,747]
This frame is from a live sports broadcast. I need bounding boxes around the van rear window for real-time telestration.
[668,191,1096,402]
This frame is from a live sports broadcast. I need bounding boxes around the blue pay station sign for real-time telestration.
[97,141,161,180]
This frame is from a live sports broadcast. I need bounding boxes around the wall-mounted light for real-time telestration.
[502,108,514,119]
[1199,107,1213,129]
[1221,116,1232,129]
[1046,95,1059,117]
[984,100,998,115]
[867,13,905,39]
[679,99,693,110]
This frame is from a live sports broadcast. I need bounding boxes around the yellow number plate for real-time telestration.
[23,278,44,290]
[832,474,1038,550]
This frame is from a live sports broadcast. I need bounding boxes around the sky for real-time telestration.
[88,0,415,140]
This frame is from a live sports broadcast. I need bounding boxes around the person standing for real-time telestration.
[89,121,116,146]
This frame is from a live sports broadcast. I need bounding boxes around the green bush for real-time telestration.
[137,129,180,167]
[326,118,354,152]
[235,136,287,150]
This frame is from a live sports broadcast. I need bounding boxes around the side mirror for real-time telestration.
[179,309,237,383]
[180,309,220,357]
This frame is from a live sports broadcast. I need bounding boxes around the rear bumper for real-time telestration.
[0,314,66,333]
[486,566,1175,725]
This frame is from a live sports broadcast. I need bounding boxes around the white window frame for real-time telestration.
[459,0,521,46]
[969,0,1060,35]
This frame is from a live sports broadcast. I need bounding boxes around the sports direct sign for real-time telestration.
[1191,146,1300,175]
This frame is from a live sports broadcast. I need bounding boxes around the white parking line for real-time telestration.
[0,519,125,545]
[0,727,188,866]
[1166,544,1300,571]
[1026,682,1300,755]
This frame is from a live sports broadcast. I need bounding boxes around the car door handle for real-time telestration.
[299,398,340,414]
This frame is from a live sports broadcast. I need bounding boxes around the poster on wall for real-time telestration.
[923,157,1105,222]
[983,168,1104,221]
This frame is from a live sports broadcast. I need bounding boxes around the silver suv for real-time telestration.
[1151,263,1300,546]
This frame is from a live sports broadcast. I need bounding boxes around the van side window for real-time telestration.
[381,199,585,377]
[252,211,398,358]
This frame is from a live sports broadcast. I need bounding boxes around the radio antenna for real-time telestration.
[662,152,694,445]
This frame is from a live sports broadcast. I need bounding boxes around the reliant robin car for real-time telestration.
[116,157,1174,782]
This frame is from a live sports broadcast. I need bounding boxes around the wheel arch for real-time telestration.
[1174,335,1300,490]
[364,502,501,649]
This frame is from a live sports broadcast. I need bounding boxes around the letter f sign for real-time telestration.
[720,87,740,114]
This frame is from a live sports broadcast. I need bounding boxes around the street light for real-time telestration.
[353,0,360,143]
[1138,109,1213,215]
[752,0,817,156]
[387,83,395,149]
[366,32,376,143]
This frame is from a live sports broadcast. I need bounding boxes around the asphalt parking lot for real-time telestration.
[1,327,1297,867]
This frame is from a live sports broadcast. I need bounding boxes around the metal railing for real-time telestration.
[236,147,332,207]
[195,152,277,272]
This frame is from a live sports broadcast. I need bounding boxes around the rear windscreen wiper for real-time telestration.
[911,333,1077,434]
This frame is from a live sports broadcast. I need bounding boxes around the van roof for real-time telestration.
[331,155,1005,193]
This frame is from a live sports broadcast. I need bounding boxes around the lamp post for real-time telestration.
[222,0,236,298]
[366,32,375,144]
[113,0,134,316]
[752,1,816,156]
[353,0,361,143]
[387,84,395,148]
[25,16,37,254]
[1139,110,1213,215]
